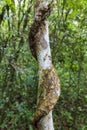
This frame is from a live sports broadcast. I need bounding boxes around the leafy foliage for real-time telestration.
[0,0,87,129]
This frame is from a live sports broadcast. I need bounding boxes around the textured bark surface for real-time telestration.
[29,0,60,130]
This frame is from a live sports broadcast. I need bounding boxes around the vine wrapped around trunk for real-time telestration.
[29,0,60,130]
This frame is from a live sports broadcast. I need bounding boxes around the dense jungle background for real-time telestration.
[0,0,87,130]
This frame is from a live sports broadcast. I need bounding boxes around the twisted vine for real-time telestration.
[29,0,60,129]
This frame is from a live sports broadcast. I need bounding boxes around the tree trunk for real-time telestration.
[29,1,60,130]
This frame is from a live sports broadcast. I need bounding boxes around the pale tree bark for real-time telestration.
[29,0,60,130]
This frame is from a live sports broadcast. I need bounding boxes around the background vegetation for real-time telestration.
[0,0,87,130]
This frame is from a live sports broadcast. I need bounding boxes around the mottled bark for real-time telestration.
[29,1,60,130]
